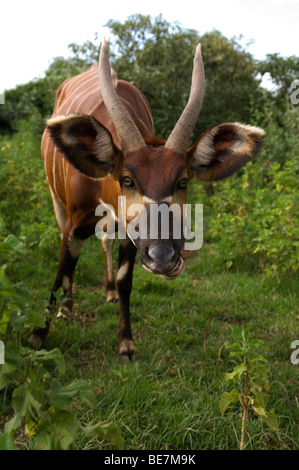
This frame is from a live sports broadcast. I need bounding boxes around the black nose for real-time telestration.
[146,244,176,273]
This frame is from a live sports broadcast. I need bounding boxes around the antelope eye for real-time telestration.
[177,178,188,190]
[122,176,135,189]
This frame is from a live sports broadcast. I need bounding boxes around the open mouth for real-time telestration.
[142,256,184,280]
[160,256,184,280]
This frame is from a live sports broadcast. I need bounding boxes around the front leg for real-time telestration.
[101,233,118,303]
[116,238,137,361]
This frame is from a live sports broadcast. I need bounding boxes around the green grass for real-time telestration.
[22,235,297,450]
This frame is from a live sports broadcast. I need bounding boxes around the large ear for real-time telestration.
[187,122,265,182]
[47,113,120,178]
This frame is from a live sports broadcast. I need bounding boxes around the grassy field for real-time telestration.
[0,122,298,450]
[44,237,297,450]
[7,234,297,450]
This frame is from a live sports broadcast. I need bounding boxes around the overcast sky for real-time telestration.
[1,0,298,92]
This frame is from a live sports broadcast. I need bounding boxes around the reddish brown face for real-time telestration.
[119,145,188,278]
[47,112,265,283]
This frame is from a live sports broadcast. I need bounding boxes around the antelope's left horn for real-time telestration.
[165,43,205,154]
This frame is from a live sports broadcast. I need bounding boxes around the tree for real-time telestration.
[3,13,296,142]
[104,15,264,140]
[0,56,89,135]
[258,53,299,99]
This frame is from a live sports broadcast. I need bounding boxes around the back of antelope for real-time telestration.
[30,39,265,360]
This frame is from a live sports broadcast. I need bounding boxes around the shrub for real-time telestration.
[199,102,299,279]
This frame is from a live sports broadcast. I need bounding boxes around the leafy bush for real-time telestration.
[220,325,279,450]
[0,234,123,450]
[198,103,299,279]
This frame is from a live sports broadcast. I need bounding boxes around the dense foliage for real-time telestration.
[0,14,298,450]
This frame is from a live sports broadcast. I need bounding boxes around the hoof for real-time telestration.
[106,290,119,303]
[28,323,49,349]
[28,332,43,349]
[56,305,71,321]
[119,339,135,362]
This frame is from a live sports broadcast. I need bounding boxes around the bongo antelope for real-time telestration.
[30,39,265,359]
